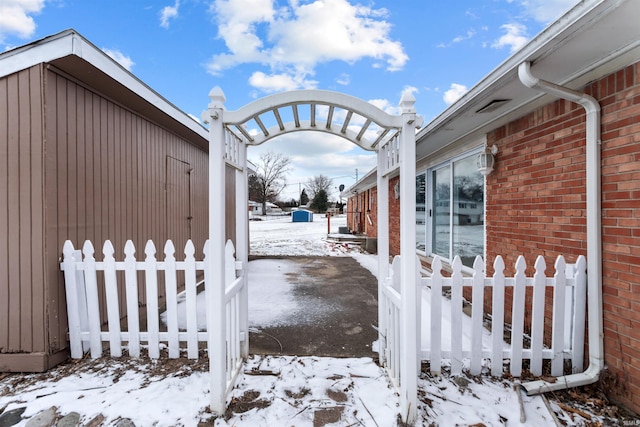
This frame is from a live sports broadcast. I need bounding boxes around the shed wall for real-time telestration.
[0,63,215,371]
[0,65,47,369]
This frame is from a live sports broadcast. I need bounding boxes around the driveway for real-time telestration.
[247,255,379,358]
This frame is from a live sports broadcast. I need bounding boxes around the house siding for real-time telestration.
[0,63,214,371]
[486,61,640,412]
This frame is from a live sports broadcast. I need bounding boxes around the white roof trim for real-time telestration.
[0,29,208,140]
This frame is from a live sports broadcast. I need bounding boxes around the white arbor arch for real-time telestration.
[205,87,422,423]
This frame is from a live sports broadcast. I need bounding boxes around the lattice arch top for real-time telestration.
[213,89,411,152]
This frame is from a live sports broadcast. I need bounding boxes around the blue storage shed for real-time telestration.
[292,209,314,222]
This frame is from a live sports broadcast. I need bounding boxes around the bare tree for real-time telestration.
[305,174,333,200]
[251,151,292,215]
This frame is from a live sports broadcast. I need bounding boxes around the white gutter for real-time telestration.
[518,61,604,394]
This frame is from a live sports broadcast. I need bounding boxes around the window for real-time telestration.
[418,150,484,267]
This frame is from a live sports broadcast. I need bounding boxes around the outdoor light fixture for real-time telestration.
[477,144,498,176]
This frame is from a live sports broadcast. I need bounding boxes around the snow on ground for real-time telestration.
[249,214,354,256]
[0,214,617,426]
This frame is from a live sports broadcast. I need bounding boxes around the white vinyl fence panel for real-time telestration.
[380,254,586,382]
[61,239,245,376]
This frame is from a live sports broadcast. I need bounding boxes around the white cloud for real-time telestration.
[491,23,528,53]
[0,0,45,43]
[207,0,408,93]
[160,0,180,28]
[520,0,578,23]
[249,70,318,93]
[438,29,477,48]
[443,83,468,105]
[336,73,350,86]
[102,48,135,71]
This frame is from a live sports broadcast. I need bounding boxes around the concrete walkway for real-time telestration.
[248,255,379,358]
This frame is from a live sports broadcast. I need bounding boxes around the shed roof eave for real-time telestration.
[0,29,208,143]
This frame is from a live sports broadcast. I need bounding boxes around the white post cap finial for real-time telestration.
[209,86,226,108]
[400,91,416,114]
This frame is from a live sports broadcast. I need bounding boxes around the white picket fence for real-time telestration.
[381,254,586,385]
[60,238,245,385]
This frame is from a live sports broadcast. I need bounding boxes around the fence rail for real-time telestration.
[381,254,586,383]
[61,238,245,383]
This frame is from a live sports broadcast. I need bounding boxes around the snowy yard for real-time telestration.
[0,215,626,426]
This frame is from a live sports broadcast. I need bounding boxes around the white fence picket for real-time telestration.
[530,256,546,376]
[510,256,527,377]
[144,241,161,359]
[124,241,140,357]
[551,256,567,376]
[82,241,103,358]
[429,257,443,375]
[102,241,122,357]
[164,241,180,358]
[450,256,464,375]
[184,240,199,359]
[491,256,506,377]
[470,256,485,375]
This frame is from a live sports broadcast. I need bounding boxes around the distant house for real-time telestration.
[345,0,640,414]
[0,30,238,372]
[248,201,284,216]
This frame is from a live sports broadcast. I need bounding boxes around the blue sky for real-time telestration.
[1,0,579,201]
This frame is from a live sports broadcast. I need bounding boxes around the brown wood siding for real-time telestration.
[0,62,238,371]
[0,65,47,357]
[43,68,211,354]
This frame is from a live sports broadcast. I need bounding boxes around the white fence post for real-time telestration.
[62,241,83,359]
[572,256,587,373]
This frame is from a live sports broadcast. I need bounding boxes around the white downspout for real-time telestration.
[517,61,604,394]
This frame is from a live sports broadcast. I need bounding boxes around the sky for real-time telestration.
[0,0,580,201]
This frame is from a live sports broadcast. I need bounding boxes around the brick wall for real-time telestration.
[345,177,401,254]
[487,61,640,412]
[389,176,401,256]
